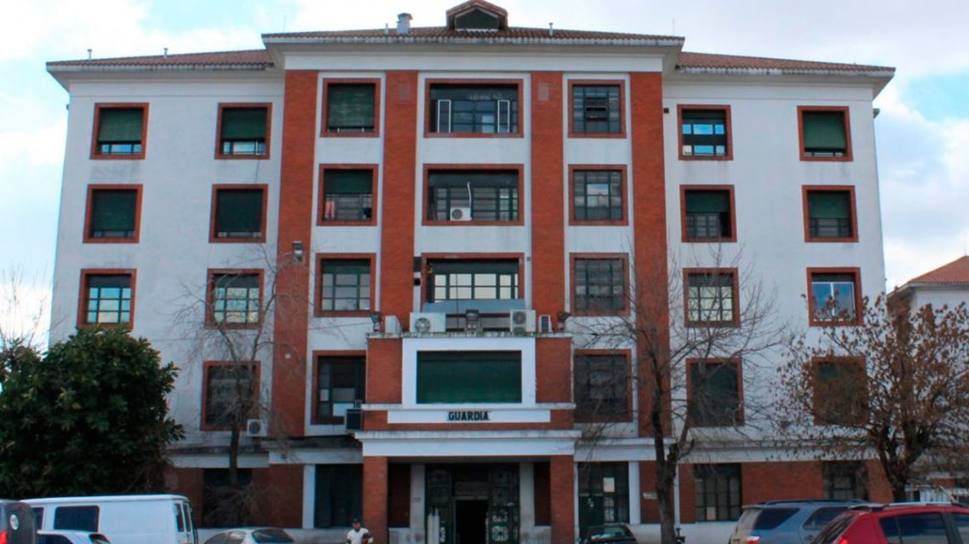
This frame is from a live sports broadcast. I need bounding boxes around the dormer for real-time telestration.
[446,0,509,31]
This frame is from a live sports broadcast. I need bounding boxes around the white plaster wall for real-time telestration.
[911,286,969,310]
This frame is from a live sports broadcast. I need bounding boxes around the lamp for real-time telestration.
[369,312,382,333]
[291,241,304,262]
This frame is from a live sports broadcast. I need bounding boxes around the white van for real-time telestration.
[26,495,196,544]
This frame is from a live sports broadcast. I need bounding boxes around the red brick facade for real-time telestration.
[530,72,565,319]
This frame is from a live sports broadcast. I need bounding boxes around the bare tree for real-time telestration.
[575,249,784,544]
[0,266,51,352]
[777,295,969,501]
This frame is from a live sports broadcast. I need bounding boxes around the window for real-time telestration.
[428,82,519,135]
[572,169,624,223]
[203,468,253,528]
[318,258,372,314]
[822,462,868,500]
[574,353,629,421]
[81,271,133,326]
[320,168,375,223]
[85,186,140,242]
[802,507,851,531]
[92,104,146,158]
[211,186,266,242]
[324,82,377,134]
[686,270,738,326]
[578,463,629,532]
[217,104,269,157]
[694,464,742,521]
[316,355,365,423]
[571,83,623,135]
[954,513,969,543]
[814,360,867,425]
[315,464,362,528]
[680,107,730,158]
[203,363,258,429]
[800,107,851,160]
[682,187,734,242]
[809,270,860,324]
[689,360,742,427]
[573,256,627,314]
[452,7,502,30]
[53,506,99,532]
[805,188,855,241]
[879,513,949,544]
[416,351,522,403]
[427,259,520,302]
[208,272,262,326]
[426,169,520,223]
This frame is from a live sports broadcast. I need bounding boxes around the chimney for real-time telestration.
[397,12,412,34]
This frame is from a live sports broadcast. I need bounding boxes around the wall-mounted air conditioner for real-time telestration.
[449,207,472,221]
[508,310,536,334]
[538,314,553,333]
[409,312,447,333]
[245,418,267,438]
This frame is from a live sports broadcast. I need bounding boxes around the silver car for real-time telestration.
[728,500,868,544]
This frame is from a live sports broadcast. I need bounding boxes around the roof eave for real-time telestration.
[261,35,686,48]
[675,66,895,94]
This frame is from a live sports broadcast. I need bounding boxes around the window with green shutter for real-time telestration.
[807,190,853,239]
[88,189,138,240]
[322,169,374,222]
[689,360,741,426]
[684,189,732,240]
[802,109,849,157]
[416,351,521,403]
[95,106,145,156]
[213,188,264,240]
[326,83,376,133]
[219,106,268,156]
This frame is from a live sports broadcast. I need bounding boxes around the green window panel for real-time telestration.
[417,351,521,404]
[221,108,267,140]
[89,189,137,238]
[98,108,143,143]
[803,111,848,155]
[327,84,375,132]
[214,188,264,238]
[688,361,740,426]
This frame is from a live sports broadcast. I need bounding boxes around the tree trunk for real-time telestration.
[228,424,242,525]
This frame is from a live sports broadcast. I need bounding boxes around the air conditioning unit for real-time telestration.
[345,408,363,432]
[449,207,472,221]
[538,314,553,333]
[508,310,536,334]
[383,315,402,335]
[245,418,267,438]
[409,312,447,333]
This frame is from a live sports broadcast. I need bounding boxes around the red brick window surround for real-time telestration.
[318,165,378,226]
[205,269,264,328]
[209,184,268,243]
[574,350,631,422]
[78,269,136,328]
[322,79,381,137]
[687,359,743,427]
[570,254,629,316]
[798,106,852,161]
[684,268,740,327]
[568,80,626,138]
[316,254,375,317]
[83,184,142,243]
[802,186,858,243]
[201,361,260,431]
[215,103,272,159]
[91,103,148,160]
[569,165,628,225]
[678,105,732,160]
[680,185,736,243]
[807,268,862,326]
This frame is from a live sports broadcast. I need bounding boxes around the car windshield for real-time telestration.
[252,529,294,543]
[588,525,630,540]
[754,508,798,530]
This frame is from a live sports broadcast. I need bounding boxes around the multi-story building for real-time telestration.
[46,1,895,542]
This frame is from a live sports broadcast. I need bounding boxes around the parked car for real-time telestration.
[202,528,294,544]
[579,523,637,544]
[812,502,969,543]
[0,500,36,544]
[37,531,110,544]
[26,495,195,544]
[728,499,869,544]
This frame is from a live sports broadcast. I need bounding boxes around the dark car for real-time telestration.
[0,500,36,544]
[813,502,969,543]
[728,500,869,544]
[580,523,637,543]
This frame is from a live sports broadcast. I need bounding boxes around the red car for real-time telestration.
[813,503,969,543]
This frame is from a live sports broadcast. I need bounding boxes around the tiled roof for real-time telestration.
[906,256,969,285]
[677,51,893,74]
[47,49,273,69]
[261,26,683,43]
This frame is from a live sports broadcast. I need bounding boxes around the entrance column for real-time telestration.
[363,456,389,542]
[550,455,575,543]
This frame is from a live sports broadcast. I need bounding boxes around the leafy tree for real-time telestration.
[0,327,183,497]
[778,295,969,500]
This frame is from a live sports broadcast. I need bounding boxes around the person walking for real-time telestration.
[346,518,372,544]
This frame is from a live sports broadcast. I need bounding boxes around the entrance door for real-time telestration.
[455,500,488,544]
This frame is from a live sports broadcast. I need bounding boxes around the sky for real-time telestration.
[1,0,968,339]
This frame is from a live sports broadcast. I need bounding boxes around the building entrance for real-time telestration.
[426,463,519,544]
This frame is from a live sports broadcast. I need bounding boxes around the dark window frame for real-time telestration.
[822,461,869,500]
[680,185,737,243]
[425,257,521,304]
[91,103,148,160]
[205,269,264,329]
[423,165,523,225]
[569,80,625,137]
[569,166,627,225]
[578,462,630,531]
[83,184,142,243]
[571,254,630,316]
[314,464,362,528]
[78,269,136,329]
[798,106,853,161]
[313,352,366,424]
[678,105,733,160]
[209,184,268,243]
[684,268,740,327]
[315,254,375,317]
[322,79,380,137]
[200,360,260,431]
[574,351,631,422]
[215,103,272,159]
[694,464,742,522]
[803,186,858,243]
[812,357,868,426]
[425,79,523,138]
[687,358,744,427]
[318,164,378,226]
[807,268,862,326]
